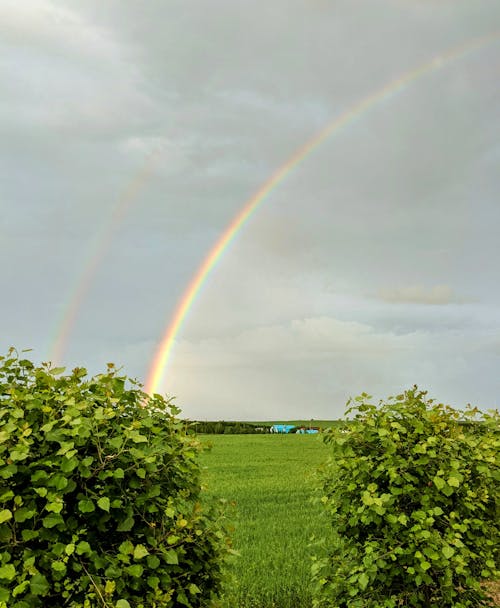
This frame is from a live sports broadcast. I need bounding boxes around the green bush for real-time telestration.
[0,350,231,608]
[313,387,499,608]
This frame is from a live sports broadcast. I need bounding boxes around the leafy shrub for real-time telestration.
[313,387,499,607]
[0,350,231,608]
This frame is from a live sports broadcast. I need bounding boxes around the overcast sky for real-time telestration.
[2,0,499,420]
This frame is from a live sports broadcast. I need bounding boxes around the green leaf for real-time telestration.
[14,507,35,522]
[133,544,149,560]
[51,561,67,574]
[0,510,12,524]
[0,587,10,602]
[10,449,29,462]
[441,484,455,497]
[30,573,49,596]
[60,456,78,473]
[31,470,48,482]
[116,600,131,608]
[97,497,110,512]
[358,572,369,590]
[165,549,178,565]
[0,564,16,581]
[0,490,14,502]
[147,555,160,569]
[42,513,63,528]
[119,541,134,555]
[0,464,17,479]
[21,529,39,541]
[12,580,29,597]
[108,437,123,450]
[78,498,95,513]
[50,367,66,375]
[433,476,445,491]
[45,500,63,514]
[117,517,134,532]
[76,541,92,555]
[126,564,143,577]
[442,546,455,559]
[129,432,148,443]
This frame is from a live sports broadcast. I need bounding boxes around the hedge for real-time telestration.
[313,387,499,607]
[0,350,231,607]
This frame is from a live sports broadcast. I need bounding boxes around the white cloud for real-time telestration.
[160,306,499,418]
[0,0,119,62]
[0,1,155,134]
[118,136,194,176]
[377,284,461,305]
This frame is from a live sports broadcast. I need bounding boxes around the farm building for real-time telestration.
[270,424,296,434]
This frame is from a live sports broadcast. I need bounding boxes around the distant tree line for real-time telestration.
[188,421,272,434]
[187,420,348,434]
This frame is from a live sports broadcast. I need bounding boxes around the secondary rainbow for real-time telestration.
[47,145,164,364]
[145,31,499,395]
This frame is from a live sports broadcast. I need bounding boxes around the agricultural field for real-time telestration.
[199,434,331,608]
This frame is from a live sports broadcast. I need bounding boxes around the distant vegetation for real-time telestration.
[189,419,345,434]
[189,420,270,434]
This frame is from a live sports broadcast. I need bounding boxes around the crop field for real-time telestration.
[199,434,331,608]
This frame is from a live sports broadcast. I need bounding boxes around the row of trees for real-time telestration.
[188,421,270,434]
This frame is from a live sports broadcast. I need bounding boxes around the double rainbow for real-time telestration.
[43,32,499,391]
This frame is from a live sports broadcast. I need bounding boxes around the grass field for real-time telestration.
[200,434,500,608]
[199,434,331,608]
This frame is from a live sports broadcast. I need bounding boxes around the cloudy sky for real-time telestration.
[2,0,499,420]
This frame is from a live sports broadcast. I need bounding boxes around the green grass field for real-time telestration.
[199,434,331,608]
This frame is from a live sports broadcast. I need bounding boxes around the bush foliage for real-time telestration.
[313,387,499,608]
[0,350,230,608]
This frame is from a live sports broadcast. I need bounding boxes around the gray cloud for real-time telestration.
[167,314,497,419]
[2,0,499,419]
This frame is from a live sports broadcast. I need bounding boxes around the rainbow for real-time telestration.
[145,31,499,395]
[47,145,164,364]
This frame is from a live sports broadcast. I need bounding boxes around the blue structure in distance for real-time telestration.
[270,424,296,434]
[269,424,320,434]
